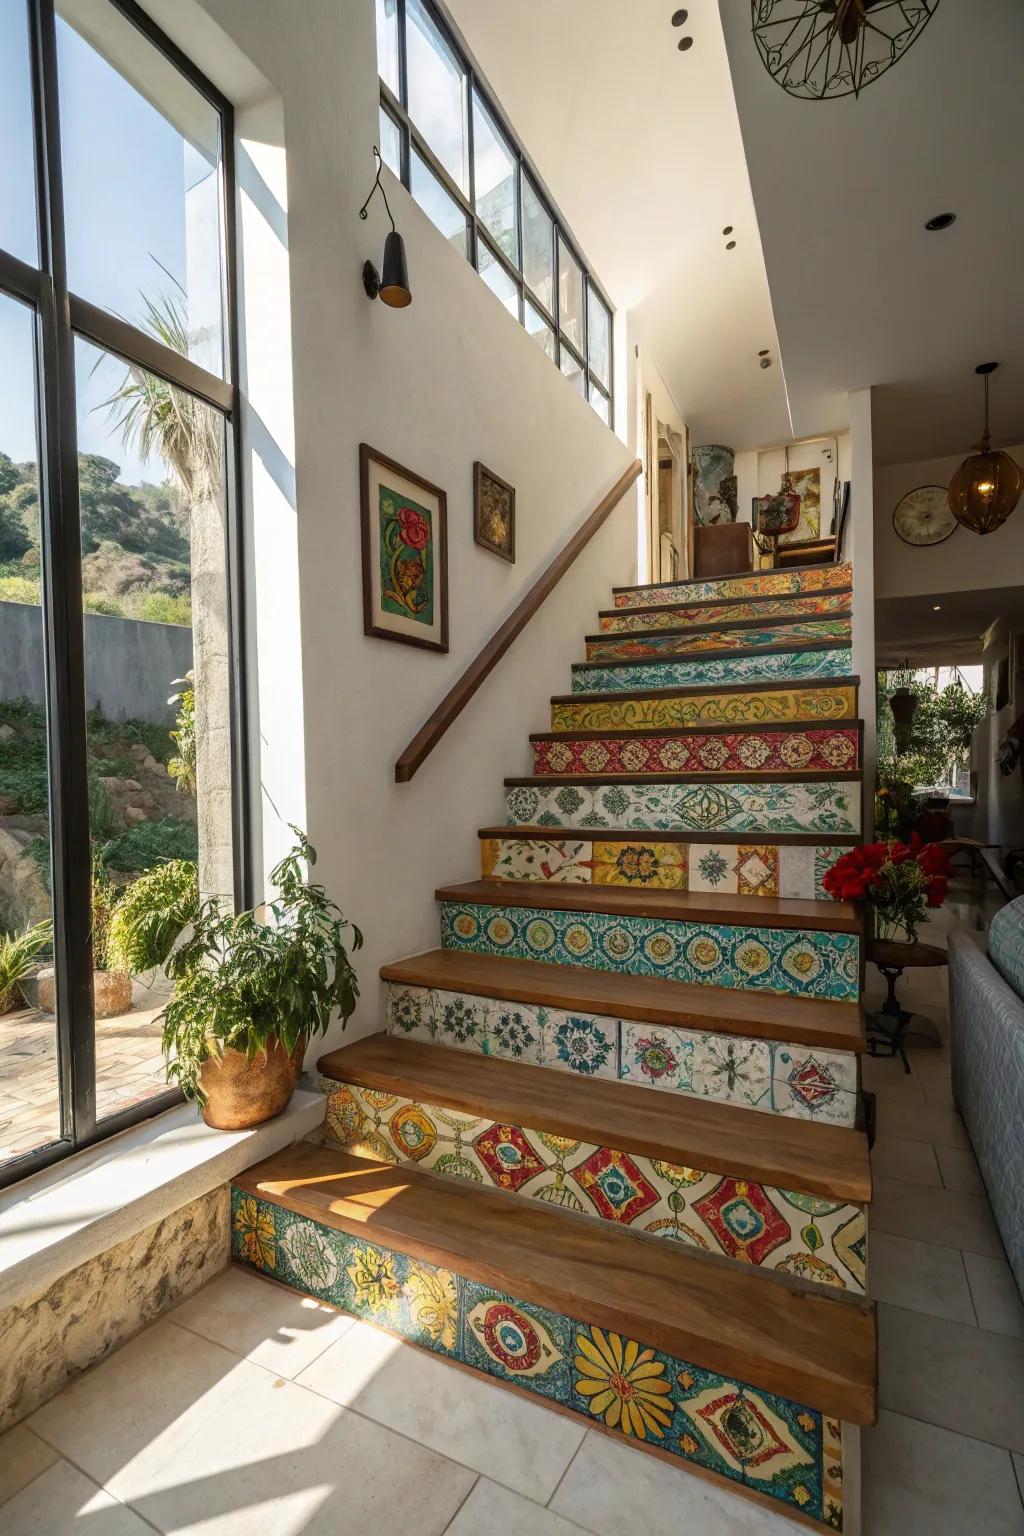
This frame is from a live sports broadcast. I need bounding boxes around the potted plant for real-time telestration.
[887,664,920,752]
[823,835,951,944]
[155,830,361,1128]
[36,864,133,1019]
[0,920,53,1014]
[107,858,199,975]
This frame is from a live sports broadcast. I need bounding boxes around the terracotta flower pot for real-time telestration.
[34,967,133,1019]
[0,985,23,1016]
[198,1035,307,1130]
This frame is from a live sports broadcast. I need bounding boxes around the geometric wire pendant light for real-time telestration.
[750,0,941,101]
[947,363,1024,537]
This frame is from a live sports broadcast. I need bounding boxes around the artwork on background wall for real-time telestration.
[473,461,516,563]
[692,444,737,526]
[359,443,449,652]
[778,466,821,545]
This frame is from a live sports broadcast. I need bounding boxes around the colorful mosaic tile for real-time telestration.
[586,619,851,662]
[599,591,852,633]
[612,563,853,609]
[505,780,860,835]
[322,1080,867,1292]
[439,902,860,1001]
[532,726,861,776]
[481,835,593,883]
[384,985,858,1127]
[571,648,854,695]
[231,1189,847,1529]
[551,684,859,733]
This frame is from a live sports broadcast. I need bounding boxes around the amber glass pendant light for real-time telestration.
[947,363,1023,536]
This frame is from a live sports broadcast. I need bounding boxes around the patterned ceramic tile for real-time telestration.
[481,835,592,883]
[770,1045,860,1125]
[612,562,853,608]
[505,780,860,835]
[689,844,780,895]
[440,902,860,1001]
[571,648,854,695]
[550,684,859,733]
[591,840,686,888]
[532,726,861,776]
[586,619,851,662]
[599,591,852,633]
[231,1190,847,1529]
[322,1080,866,1292]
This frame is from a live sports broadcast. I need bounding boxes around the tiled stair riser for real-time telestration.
[533,726,860,776]
[613,563,853,609]
[571,649,854,695]
[384,983,858,1127]
[439,903,860,1001]
[232,1189,848,1531]
[599,592,851,633]
[586,619,851,662]
[505,780,861,836]
[321,1080,867,1294]
[480,836,848,900]
[551,684,858,733]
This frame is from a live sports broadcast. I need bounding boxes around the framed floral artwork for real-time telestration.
[473,461,516,563]
[359,444,448,652]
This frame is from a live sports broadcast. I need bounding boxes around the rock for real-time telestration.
[0,724,16,742]
[0,828,51,933]
[124,806,149,825]
[129,743,149,761]
[99,776,143,794]
[0,795,18,816]
[141,754,161,773]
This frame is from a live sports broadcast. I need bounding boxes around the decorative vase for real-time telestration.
[198,1035,307,1130]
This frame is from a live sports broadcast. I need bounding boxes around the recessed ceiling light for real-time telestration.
[758,348,769,357]
[671,8,688,23]
[759,357,772,369]
[925,212,956,231]
[677,35,693,50]
[723,225,734,236]
[933,604,942,611]
[726,239,736,249]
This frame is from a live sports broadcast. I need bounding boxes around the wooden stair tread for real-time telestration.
[551,674,860,705]
[507,770,861,786]
[480,825,860,847]
[584,611,851,643]
[238,1142,876,1424]
[612,561,848,597]
[379,950,866,1051]
[436,879,861,934]
[573,637,849,671]
[318,1034,871,1204]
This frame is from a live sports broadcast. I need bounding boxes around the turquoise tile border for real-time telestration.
[571,648,853,694]
[505,780,860,835]
[231,1189,846,1529]
[439,902,860,1001]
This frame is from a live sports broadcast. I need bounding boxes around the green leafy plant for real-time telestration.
[91,861,123,973]
[0,920,53,1013]
[160,829,362,1103]
[167,672,196,795]
[101,816,198,873]
[107,859,198,974]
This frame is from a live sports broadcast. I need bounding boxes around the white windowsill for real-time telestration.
[0,1089,325,1314]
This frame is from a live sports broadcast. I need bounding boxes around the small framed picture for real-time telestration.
[473,461,516,563]
[359,444,448,653]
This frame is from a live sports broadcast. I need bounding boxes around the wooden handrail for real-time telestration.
[395,459,642,782]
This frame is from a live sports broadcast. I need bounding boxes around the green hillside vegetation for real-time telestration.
[0,450,192,625]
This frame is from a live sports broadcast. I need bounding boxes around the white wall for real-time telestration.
[148,0,634,1046]
[874,443,1024,601]
[632,341,688,580]
[733,432,850,532]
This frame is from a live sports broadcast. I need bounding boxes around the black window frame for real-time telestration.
[376,0,615,427]
[0,0,251,1191]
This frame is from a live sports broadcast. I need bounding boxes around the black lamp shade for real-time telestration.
[379,230,411,308]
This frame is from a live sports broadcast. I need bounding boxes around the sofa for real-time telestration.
[949,896,1024,1297]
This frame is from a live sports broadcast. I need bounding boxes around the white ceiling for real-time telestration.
[446,0,793,448]
[875,585,1024,669]
[719,0,1024,466]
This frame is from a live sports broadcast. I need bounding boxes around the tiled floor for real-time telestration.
[1,879,1023,1534]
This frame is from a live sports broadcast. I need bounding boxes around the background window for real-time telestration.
[379,106,402,176]
[0,0,38,264]
[411,149,469,256]
[557,234,585,355]
[406,0,469,195]
[521,177,554,315]
[525,299,555,361]
[375,0,400,96]
[473,91,517,265]
[478,243,519,319]
[560,349,585,395]
[588,284,612,392]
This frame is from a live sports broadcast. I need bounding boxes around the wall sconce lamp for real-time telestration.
[359,147,411,308]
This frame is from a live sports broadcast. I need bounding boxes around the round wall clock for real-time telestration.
[892,485,958,547]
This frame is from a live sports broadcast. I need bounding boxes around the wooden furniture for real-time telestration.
[775,537,837,567]
[692,520,753,578]
[867,938,948,1072]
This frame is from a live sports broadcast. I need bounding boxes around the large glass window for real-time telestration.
[0,0,247,1188]
[374,0,613,425]
[0,0,38,264]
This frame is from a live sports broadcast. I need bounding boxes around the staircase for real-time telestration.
[231,558,873,1533]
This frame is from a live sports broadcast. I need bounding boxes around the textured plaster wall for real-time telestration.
[0,1185,228,1431]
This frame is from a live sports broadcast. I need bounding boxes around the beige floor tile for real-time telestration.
[549,1428,804,1534]
[2,1460,152,1536]
[872,1098,971,1149]
[446,1479,589,1536]
[964,1254,1024,1339]
[297,1318,584,1501]
[0,1423,59,1508]
[863,1409,1024,1535]
[878,1302,1024,1452]
[860,1053,926,1101]
[936,1143,987,1195]
[170,1267,354,1378]
[870,1176,1005,1257]
[869,1232,976,1324]
[870,1134,942,1187]
[30,1318,475,1535]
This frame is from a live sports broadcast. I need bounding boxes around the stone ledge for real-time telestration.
[0,1090,325,1312]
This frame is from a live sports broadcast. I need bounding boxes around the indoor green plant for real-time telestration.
[0,920,53,1014]
[159,830,362,1128]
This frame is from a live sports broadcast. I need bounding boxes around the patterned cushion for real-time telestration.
[989,896,1024,1001]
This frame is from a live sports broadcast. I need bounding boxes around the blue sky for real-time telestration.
[0,4,218,487]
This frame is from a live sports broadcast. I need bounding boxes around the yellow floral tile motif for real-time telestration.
[346,1243,403,1315]
[408,1264,459,1351]
[612,561,852,608]
[233,1195,275,1271]
[598,590,852,633]
[551,683,858,733]
[480,837,500,878]
[593,841,686,889]
[574,1327,674,1440]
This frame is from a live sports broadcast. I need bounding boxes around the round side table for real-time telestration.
[867,939,948,1073]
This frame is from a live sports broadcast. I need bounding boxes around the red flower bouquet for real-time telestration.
[823,835,951,943]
